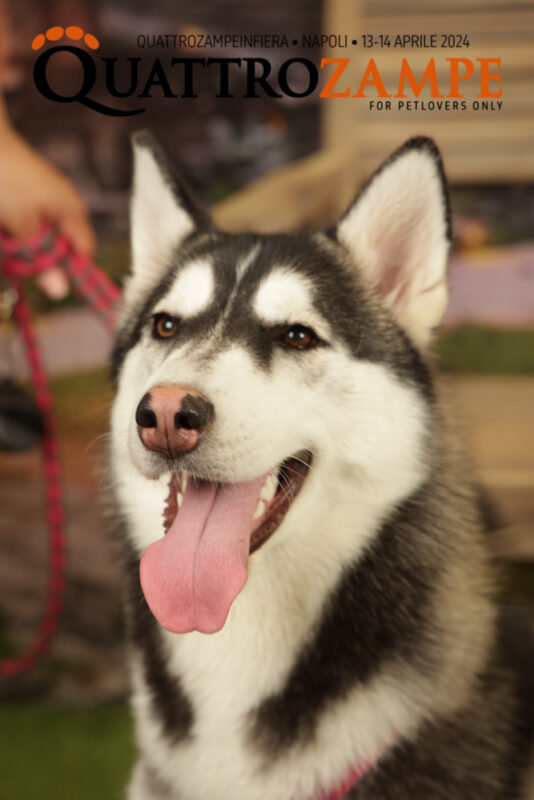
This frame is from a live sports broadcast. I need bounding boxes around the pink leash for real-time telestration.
[0,225,120,677]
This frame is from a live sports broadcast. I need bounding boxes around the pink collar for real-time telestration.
[312,743,390,800]
[313,762,371,800]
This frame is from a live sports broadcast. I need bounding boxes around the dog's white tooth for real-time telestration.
[260,474,277,503]
[182,471,188,490]
[252,499,266,520]
[177,492,183,508]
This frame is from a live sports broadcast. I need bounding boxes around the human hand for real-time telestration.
[0,123,95,299]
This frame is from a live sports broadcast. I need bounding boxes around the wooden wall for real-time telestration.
[322,0,534,183]
[215,0,534,232]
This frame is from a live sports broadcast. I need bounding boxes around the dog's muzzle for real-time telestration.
[135,385,214,456]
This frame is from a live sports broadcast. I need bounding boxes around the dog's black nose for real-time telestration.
[136,385,214,456]
[175,394,213,431]
[135,393,157,428]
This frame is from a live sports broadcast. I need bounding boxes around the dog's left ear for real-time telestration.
[125,131,210,307]
[336,137,450,347]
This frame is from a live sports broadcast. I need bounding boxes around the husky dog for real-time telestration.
[110,133,533,800]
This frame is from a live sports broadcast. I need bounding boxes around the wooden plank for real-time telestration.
[217,0,534,229]
[444,375,534,562]
[360,120,534,181]
[370,157,534,183]
[359,119,534,145]
[360,151,534,183]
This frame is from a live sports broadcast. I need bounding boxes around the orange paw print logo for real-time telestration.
[32,26,99,51]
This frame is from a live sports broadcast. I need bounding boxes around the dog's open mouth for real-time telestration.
[139,451,311,635]
[162,451,312,552]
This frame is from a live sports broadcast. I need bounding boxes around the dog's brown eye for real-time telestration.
[281,325,318,350]
[153,314,179,340]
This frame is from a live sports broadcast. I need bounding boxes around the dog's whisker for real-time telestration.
[83,431,112,457]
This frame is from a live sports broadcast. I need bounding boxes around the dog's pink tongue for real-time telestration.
[140,476,265,634]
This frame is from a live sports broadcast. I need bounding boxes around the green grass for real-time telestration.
[435,326,534,374]
[0,702,134,800]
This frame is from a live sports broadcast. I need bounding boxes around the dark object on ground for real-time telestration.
[0,378,44,451]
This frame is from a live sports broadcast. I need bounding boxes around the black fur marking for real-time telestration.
[176,394,213,431]
[496,605,534,749]
[117,526,194,742]
[356,320,435,402]
[250,483,439,755]
[354,637,534,800]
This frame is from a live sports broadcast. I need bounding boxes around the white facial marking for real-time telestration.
[236,244,260,282]
[156,261,214,319]
[253,269,312,325]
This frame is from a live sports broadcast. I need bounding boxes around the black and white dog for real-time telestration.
[110,133,534,799]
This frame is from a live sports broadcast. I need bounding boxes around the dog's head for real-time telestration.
[111,133,450,634]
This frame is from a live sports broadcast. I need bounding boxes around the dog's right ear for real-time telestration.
[125,131,209,307]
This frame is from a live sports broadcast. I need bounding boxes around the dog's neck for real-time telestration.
[312,741,389,800]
